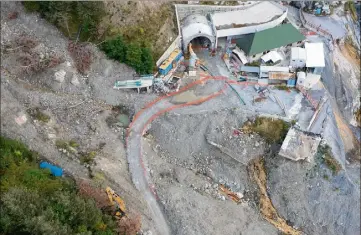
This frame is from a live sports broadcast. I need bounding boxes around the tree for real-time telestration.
[140,47,153,74]
[102,36,127,63]
[125,43,142,74]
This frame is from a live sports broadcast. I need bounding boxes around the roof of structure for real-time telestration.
[211,1,285,29]
[236,24,305,56]
[232,48,248,64]
[269,72,296,80]
[305,42,325,67]
[159,48,181,70]
[261,51,283,63]
[291,47,307,60]
[240,66,260,73]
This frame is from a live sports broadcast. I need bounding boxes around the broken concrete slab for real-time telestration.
[279,127,321,162]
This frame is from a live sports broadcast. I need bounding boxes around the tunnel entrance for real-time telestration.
[189,36,212,52]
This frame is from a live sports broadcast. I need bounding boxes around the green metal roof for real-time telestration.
[235,24,306,56]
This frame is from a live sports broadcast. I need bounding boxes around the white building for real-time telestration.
[296,72,321,89]
[305,42,325,75]
[290,47,307,68]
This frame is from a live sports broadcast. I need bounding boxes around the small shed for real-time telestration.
[290,47,306,68]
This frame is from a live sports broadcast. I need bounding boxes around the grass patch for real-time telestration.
[274,85,290,91]
[345,1,358,22]
[247,60,261,67]
[241,117,290,144]
[26,107,50,123]
[318,145,342,175]
[55,139,78,152]
[69,140,79,148]
[80,151,97,165]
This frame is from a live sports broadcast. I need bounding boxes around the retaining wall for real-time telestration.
[156,35,181,67]
[175,2,262,23]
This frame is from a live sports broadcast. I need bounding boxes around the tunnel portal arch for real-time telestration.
[181,14,215,53]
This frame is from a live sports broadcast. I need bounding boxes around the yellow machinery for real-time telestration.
[106,186,126,218]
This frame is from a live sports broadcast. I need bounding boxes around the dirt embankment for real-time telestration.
[101,1,178,59]
[249,158,302,235]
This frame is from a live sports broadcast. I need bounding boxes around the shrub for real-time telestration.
[355,108,361,127]
[68,41,92,75]
[101,36,127,62]
[18,51,63,75]
[15,35,38,52]
[26,107,50,123]
[318,145,342,175]
[101,37,153,75]
[80,151,97,165]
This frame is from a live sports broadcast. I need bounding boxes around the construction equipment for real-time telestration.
[106,186,126,218]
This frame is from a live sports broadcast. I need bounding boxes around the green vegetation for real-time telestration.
[21,1,169,74]
[344,1,358,22]
[0,136,118,235]
[101,36,154,74]
[27,107,50,123]
[55,139,78,153]
[224,1,240,6]
[107,3,174,60]
[200,1,217,5]
[23,2,106,42]
[69,140,79,148]
[247,60,261,67]
[241,117,290,144]
[318,145,342,175]
[274,85,291,91]
[355,108,361,127]
[323,174,329,180]
[80,151,97,165]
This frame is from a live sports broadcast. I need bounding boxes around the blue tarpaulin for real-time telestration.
[40,162,63,177]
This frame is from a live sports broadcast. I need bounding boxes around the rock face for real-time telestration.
[54,70,66,83]
[265,154,360,235]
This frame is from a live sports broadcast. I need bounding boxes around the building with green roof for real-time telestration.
[235,23,306,57]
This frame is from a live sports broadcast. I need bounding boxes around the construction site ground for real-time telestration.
[1,2,360,235]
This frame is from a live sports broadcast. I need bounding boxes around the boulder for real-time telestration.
[54,70,66,83]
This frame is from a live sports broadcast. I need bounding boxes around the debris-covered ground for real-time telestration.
[1,2,360,235]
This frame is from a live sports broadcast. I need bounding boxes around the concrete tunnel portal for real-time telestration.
[181,14,216,54]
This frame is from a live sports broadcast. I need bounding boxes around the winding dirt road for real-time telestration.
[126,77,229,235]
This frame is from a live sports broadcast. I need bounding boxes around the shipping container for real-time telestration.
[159,48,182,76]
